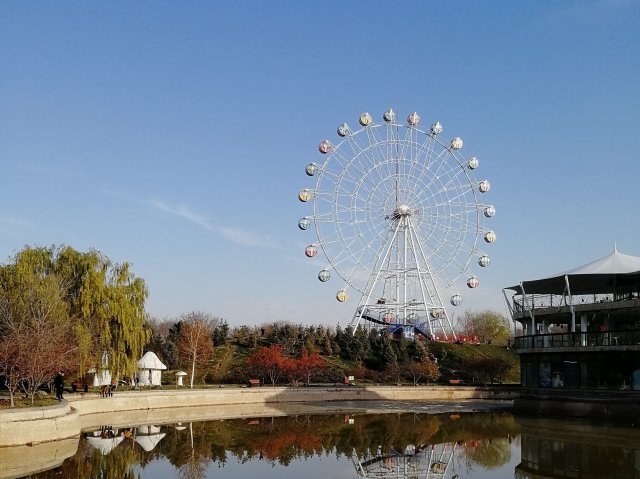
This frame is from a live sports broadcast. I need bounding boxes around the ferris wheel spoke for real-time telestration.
[412,143,456,194]
[346,221,395,273]
[385,125,405,192]
[430,233,478,270]
[337,152,391,203]
[420,158,458,198]
[434,165,472,194]
[421,230,473,269]
[425,202,479,221]
[406,133,436,195]
[328,148,381,189]
[353,172,393,207]
[364,126,389,172]
[418,179,478,208]
[373,132,410,187]
[327,225,391,286]
[427,222,475,249]
[344,130,385,176]
[335,218,384,253]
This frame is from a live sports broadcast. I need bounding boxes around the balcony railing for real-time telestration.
[514,329,640,350]
[512,293,615,313]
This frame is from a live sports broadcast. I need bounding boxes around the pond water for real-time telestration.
[9,406,640,479]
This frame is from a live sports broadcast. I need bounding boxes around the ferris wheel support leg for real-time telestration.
[408,218,457,340]
[426,445,435,479]
[350,298,367,331]
[349,220,403,335]
[351,448,368,479]
[402,217,409,324]
[406,223,435,339]
[412,220,455,339]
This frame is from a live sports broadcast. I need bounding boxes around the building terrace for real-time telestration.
[504,248,640,418]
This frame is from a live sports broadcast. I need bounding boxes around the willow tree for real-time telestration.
[0,245,150,380]
[56,246,150,378]
[458,309,511,345]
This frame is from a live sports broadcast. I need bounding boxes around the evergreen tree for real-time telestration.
[212,319,229,346]
[322,333,333,356]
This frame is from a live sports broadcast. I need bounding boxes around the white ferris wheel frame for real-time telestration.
[300,110,495,340]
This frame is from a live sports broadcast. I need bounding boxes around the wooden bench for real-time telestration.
[248,379,261,387]
[449,379,463,385]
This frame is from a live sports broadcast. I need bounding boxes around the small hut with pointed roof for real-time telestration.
[136,351,167,386]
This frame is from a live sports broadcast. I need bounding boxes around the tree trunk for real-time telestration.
[190,352,196,389]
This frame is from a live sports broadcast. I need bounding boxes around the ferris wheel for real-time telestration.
[297,109,495,340]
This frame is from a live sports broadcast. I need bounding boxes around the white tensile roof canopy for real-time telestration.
[506,248,640,295]
[136,351,167,370]
[135,433,166,452]
[86,436,123,455]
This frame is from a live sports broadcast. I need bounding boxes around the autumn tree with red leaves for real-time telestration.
[296,349,326,386]
[0,268,77,404]
[245,344,289,386]
[0,331,22,406]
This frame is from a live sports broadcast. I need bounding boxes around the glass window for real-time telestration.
[539,360,551,388]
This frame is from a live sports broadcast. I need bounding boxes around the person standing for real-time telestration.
[54,372,64,400]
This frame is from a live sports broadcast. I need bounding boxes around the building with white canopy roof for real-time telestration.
[505,247,640,334]
[504,247,640,420]
[136,351,167,386]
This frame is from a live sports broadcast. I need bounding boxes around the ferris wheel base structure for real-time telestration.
[298,108,496,341]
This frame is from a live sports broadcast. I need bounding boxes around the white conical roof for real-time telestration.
[86,436,123,455]
[562,249,640,275]
[136,351,167,370]
[135,433,166,452]
[506,248,640,295]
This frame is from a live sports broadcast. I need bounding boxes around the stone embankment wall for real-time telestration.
[515,395,640,421]
[0,385,517,448]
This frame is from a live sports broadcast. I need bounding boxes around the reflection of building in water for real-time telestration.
[84,424,166,455]
[352,442,458,479]
[134,425,166,452]
[505,249,640,419]
[85,427,123,456]
[515,418,640,479]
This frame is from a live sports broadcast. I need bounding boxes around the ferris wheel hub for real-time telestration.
[393,204,412,218]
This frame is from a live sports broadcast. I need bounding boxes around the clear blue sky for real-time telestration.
[1,1,639,326]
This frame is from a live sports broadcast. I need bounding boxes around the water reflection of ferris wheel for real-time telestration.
[352,442,459,479]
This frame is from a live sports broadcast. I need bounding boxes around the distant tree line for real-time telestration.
[148,319,446,387]
[146,311,513,388]
[0,245,514,407]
